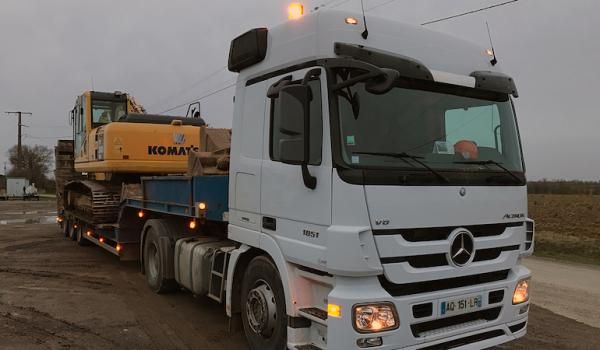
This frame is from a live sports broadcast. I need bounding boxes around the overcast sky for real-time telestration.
[0,0,598,180]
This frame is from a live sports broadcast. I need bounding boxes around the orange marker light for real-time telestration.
[99,237,104,243]
[345,17,358,25]
[189,220,197,230]
[73,224,78,229]
[86,230,92,237]
[288,3,304,20]
[198,202,207,210]
[328,304,342,318]
[116,244,122,252]
[138,210,145,218]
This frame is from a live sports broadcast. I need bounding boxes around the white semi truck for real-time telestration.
[59,6,534,349]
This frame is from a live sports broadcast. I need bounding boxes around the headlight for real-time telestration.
[513,278,530,304]
[353,303,399,333]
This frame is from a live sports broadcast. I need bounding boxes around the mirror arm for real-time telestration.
[332,71,380,91]
[267,75,293,99]
[301,164,317,190]
[302,68,322,85]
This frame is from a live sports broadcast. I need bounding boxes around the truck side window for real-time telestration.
[270,78,323,165]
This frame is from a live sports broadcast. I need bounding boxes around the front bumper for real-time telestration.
[326,265,530,349]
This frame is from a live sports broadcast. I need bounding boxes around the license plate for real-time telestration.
[440,295,482,317]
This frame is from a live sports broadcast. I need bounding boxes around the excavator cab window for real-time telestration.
[92,99,127,127]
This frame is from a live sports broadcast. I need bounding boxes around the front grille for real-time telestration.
[380,254,447,268]
[411,307,502,337]
[418,330,505,350]
[473,245,520,262]
[380,270,509,297]
[381,244,520,269]
[374,222,524,241]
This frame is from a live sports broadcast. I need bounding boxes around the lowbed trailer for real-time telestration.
[61,175,230,261]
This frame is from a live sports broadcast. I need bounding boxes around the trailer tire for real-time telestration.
[241,256,287,350]
[63,219,70,237]
[68,222,78,241]
[76,226,90,246]
[143,226,177,294]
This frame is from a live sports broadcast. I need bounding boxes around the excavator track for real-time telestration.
[64,180,121,224]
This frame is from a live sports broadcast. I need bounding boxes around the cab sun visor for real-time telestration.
[470,71,519,98]
[334,42,433,81]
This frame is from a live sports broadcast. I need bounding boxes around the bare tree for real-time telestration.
[7,144,53,190]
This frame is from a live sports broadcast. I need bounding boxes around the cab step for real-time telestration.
[298,307,327,326]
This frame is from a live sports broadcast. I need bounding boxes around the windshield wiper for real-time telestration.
[454,160,523,184]
[353,151,450,184]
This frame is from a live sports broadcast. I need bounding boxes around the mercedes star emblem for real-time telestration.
[449,229,475,267]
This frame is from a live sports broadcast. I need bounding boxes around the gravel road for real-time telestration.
[1,200,598,349]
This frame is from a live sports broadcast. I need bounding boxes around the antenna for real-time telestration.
[486,21,498,66]
[360,0,369,39]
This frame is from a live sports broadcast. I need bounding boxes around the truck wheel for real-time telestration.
[68,222,78,241]
[76,226,90,246]
[241,256,287,350]
[143,226,176,293]
[63,219,70,237]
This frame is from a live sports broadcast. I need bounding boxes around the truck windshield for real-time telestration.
[335,76,525,185]
[92,99,127,127]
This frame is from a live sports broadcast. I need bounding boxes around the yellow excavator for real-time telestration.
[58,91,209,225]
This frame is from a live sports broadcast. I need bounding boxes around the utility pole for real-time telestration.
[4,111,32,169]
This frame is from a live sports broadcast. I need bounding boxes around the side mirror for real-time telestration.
[365,68,399,95]
[277,84,310,165]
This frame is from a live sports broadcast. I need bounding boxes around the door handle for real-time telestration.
[262,216,277,231]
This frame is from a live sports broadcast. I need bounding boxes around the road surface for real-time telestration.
[524,257,600,328]
[0,200,598,349]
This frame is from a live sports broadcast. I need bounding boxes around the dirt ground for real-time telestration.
[529,194,600,265]
[1,200,599,350]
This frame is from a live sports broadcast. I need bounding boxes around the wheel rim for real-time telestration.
[147,243,159,282]
[246,280,277,337]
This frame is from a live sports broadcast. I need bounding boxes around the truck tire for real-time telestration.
[143,225,177,293]
[241,256,287,350]
[68,222,78,241]
[76,226,90,246]
[63,219,70,237]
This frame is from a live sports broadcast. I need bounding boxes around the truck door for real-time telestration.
[260,67,332,262]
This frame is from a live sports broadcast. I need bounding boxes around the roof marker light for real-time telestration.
[288,3,304,20]
[345,17,358,25]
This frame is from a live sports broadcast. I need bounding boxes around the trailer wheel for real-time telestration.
[143,226,176,293]
[241,256,287,350]
[68,222,78,241]
[63,219,70,237]
[76,226,90,246]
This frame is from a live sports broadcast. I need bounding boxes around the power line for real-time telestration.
[367,0,399,12]
[421,0,519,26]
[147,65,230,111]
[159,80,237,115]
